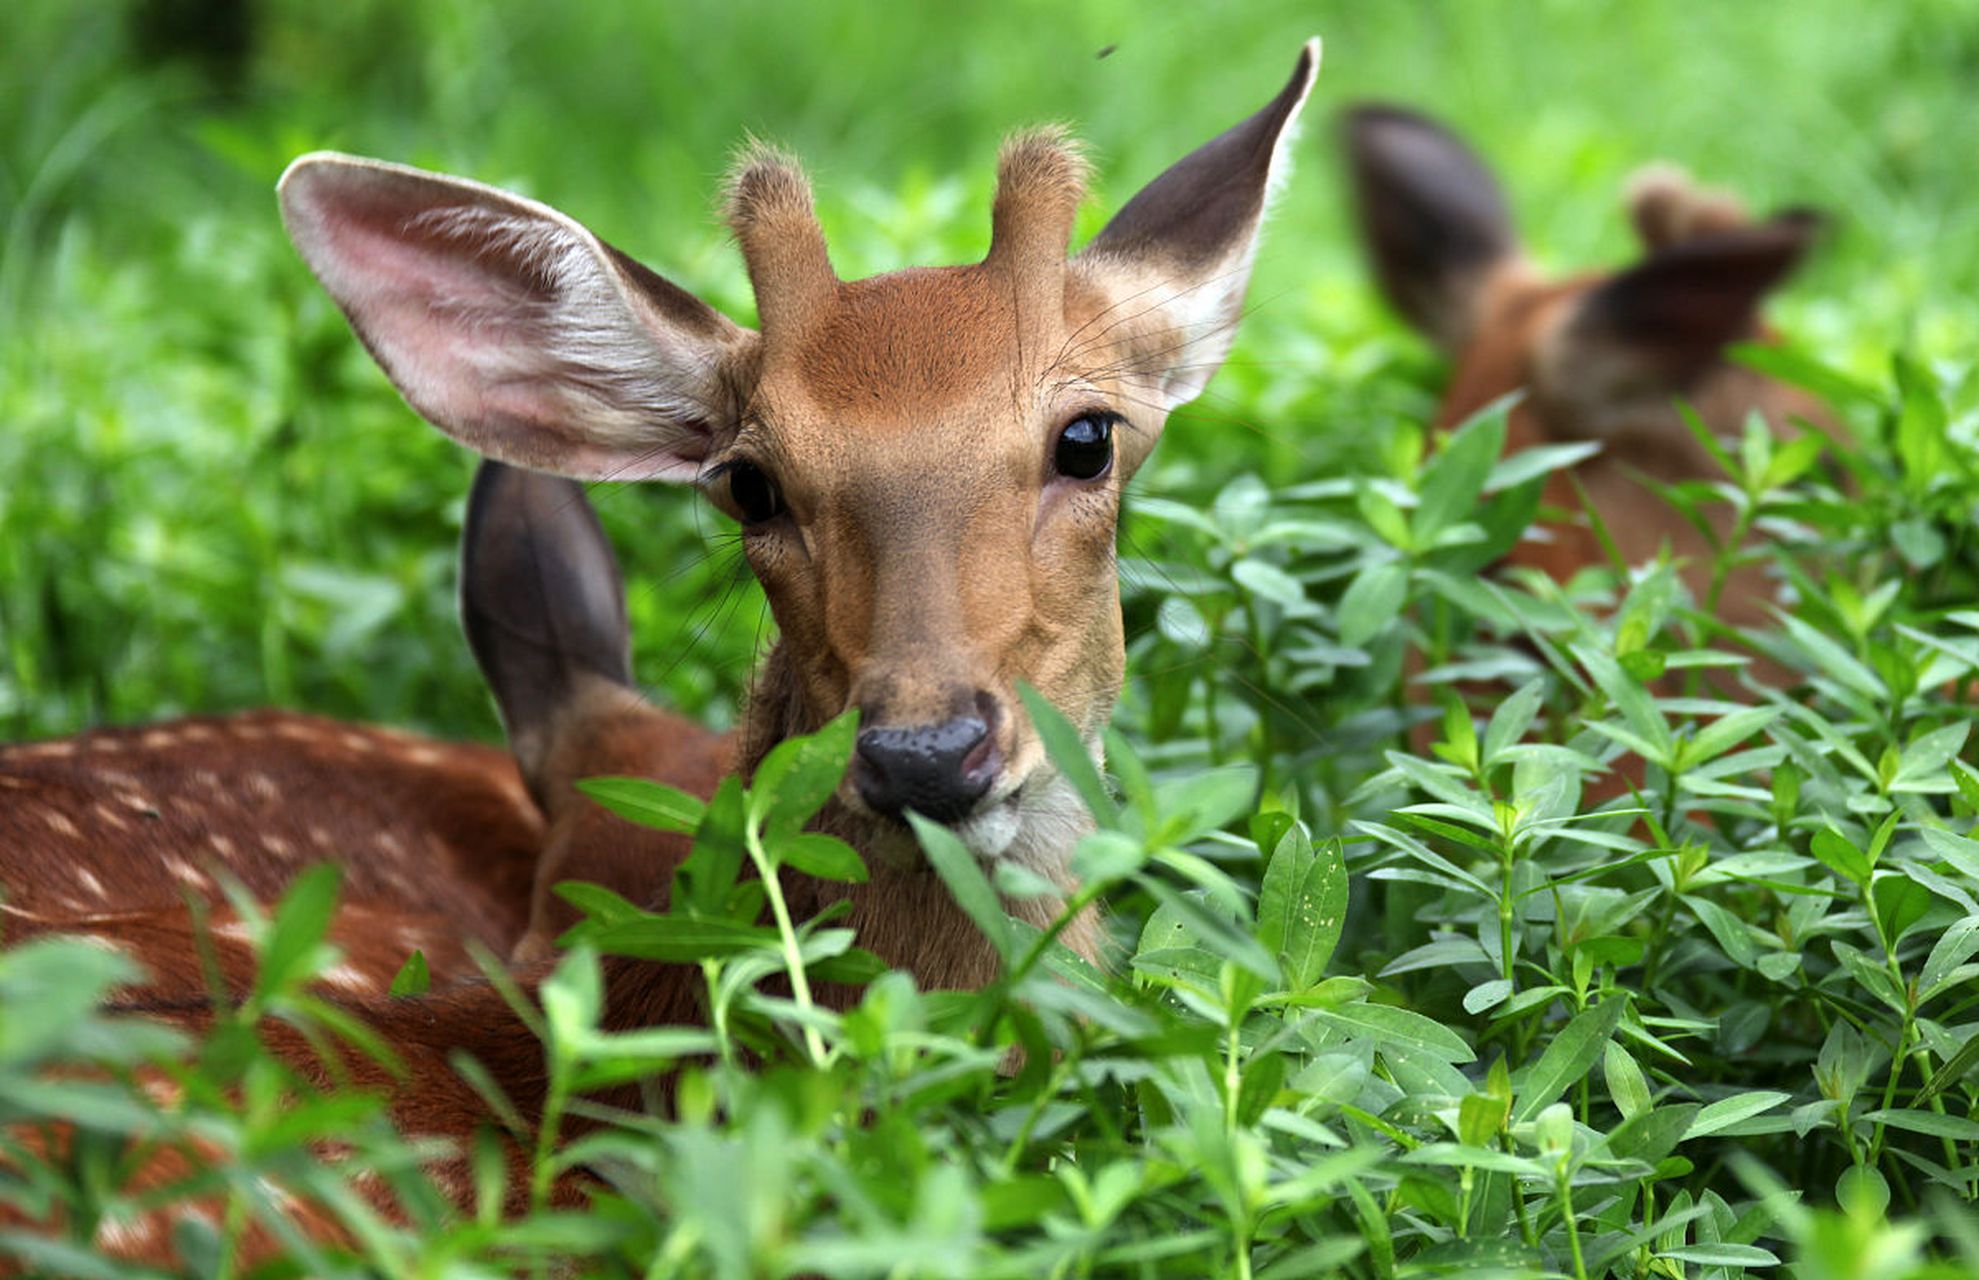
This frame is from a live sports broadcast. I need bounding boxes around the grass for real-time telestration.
[3,0,1979,1275]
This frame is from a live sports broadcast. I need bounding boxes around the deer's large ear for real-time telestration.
[1075,39,1319,412]
[279,154,753,482]
[1342,104,1518,352]
[1536,215,1817,427]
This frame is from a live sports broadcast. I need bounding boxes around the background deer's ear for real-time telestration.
[279,154,754,482]
[1076,38,1319,413]
[1538,214,1818,418]
[1342,104,1519,352]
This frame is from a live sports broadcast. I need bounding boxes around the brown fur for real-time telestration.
[0,710,542,970]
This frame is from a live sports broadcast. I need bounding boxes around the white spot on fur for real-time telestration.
[164,857,205,888]
[307,824,335,851]
[91,802,131,832]
[44,811,81,839]
[94,1215,161,1254]
[76,868,104,896]
[339,732,377,753]
[322,964,370,991]
[20,740,76,759]
[246,772,279,801]
[139,729,177,750]
[260,834,295,860]
[207,833,238,860]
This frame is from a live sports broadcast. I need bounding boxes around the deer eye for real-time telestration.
[725,461,784,525]
[1054,413,1115,481]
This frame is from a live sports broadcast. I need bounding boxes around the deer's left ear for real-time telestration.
[1076,39,1319,412]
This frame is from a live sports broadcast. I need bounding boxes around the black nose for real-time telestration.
[854,715,999,823]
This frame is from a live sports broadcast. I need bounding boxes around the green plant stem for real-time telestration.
[1558,1168,1588,1280]
[1499,851,1518,991]
[744,821,828,1067]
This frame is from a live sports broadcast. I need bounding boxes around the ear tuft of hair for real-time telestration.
[1625,163,1752,250]
[993,127,1090,228]
[721,140,819,236]
[722,140,837,343]
[986,126,1090,325]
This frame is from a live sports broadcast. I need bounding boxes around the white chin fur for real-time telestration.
[953,771,1090,879]
[955,800,1022,860]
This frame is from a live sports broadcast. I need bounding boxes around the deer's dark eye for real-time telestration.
[1054,413,1115,481]
[726,461,784,525]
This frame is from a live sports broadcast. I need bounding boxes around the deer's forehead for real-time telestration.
[764,266,1023,419]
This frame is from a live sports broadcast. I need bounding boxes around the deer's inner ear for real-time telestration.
[279,153,753,482]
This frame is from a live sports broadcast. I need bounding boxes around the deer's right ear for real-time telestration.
[1343,105,1519,352]
[1075,39,1320,414]
[279,154,753,482]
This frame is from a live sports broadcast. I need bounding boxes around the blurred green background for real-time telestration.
[4,0,1975,743]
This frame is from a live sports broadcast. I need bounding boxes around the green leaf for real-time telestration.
[1604,1042,1653,1120]
[1072,830,1147,885]
[775,832,867,883]
[1513,998,1624,1121]
[1891,722,1969,792]
[1482,678,1546,768]
[1154,766,1258,845]
[1463,979,1512,1015]
[1662,1244,1780,1267]
[1872,872,1933,946]
[909,813,1013,963]
[1810,827,1871,888]
[388,950,430,998]
[584,915,779,963]
[1356,485,1413,550]
[1680,706,1779,770]
[750,709,858,834]
[1917,1033,1979,1104]
[577,776,705,834]
[1413,401,1508,546]
[253,862,343,1003]
[1577,645,1673,764]
[675,775,750,918]
[1859,1108,1979,1141]
[1688,1090,1792,1137]
[1232,557,1307,610]
[1317,1002,1476,1064]
[1018,681,1119,828]
[1256,827,1347,991]
[1920,918,1979,1001]
[1683,893,1761,969]
[1337,560,1409,648]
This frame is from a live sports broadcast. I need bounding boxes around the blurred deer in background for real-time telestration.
[3,42,1321,1261]
[1343,104,1828,634]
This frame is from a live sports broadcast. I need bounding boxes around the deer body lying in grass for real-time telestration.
[0,43,1321,1261]
[1343,105,1829,632]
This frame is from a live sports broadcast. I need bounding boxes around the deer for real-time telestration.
[1342,104,1829,636]
[1,41,1322,1263]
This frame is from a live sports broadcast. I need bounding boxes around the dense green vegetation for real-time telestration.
[4,1,1979,1275]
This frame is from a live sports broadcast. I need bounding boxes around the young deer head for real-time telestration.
[278,42,1319,889]
[1344,104,1827,625]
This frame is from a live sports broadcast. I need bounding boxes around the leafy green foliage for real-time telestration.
[6,1,1979,1274]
